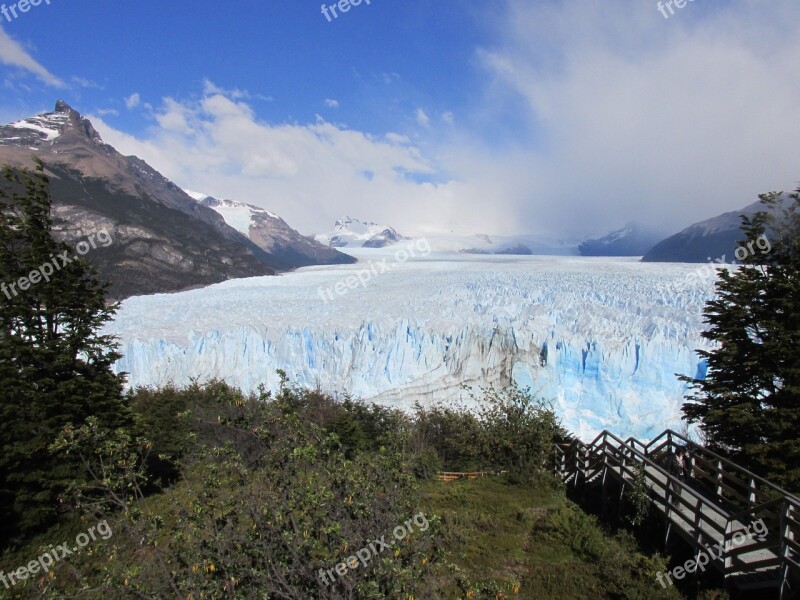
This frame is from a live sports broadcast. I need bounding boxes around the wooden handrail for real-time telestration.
[555,429,800,597]
[647,429,800,502]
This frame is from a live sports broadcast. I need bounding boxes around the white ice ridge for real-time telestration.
[105,253,719,440]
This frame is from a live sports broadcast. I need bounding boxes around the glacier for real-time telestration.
[105,247,721,440]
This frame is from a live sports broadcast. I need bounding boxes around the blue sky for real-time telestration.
[1,0,799,237]
[2,2,484,133]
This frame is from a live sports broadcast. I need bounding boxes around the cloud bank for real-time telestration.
[92,1,800,238]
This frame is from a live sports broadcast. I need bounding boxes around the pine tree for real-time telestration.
[0,163,131,543]
[681,188,800,491]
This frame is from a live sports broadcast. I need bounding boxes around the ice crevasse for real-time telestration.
[105,254,717,440]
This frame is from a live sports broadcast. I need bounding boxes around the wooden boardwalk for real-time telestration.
[555,430,800,598]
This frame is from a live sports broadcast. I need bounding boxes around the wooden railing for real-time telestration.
[436,470,508,482]
[554,429,800,598]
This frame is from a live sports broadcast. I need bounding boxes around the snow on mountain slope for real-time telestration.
[578,222,665,257]
[184,191,278,235]
[424,233,579,255]
[105,254,717,440]
[185,192,356,269]
[315,216,403,248]
[4,111,69,144]
[184,190,209,202]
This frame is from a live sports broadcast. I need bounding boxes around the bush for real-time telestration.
[412,385,567,479]
[30,381,440,599]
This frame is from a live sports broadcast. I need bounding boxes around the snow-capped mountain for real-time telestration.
[315,217,405,248]
[578,223,665,257]
[0,100,278,298]
[186,193,356,269]
[315,220,579,255]
[106,254,716,441]
[0,100,353,297]
[184,192,268,235]
[453,233,579,255]
[2,106,74,144]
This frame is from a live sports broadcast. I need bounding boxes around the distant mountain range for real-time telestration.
[578,223,666,257]
[642,201,766,263]
[188,193,356,270]
[577,199,786,262]
[314,217,405,248]
[0,100,353,298]
[314,223,581,255]
[0,101,781,290]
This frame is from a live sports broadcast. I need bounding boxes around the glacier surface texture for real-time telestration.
[106,250,719,440]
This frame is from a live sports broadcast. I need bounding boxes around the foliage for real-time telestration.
[472,385,567,480]
[23,382,439,599]
[1,378,706,599]
[411,402,484,471]
[681,189,800,490]
[412,386,567,480]
[0,164,131,544]
[624,464,652,527]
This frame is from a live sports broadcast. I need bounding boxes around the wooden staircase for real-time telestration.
[554,429,800,598]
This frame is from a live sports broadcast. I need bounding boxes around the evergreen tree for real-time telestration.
[681,188,800,491]
[0,163,131,544]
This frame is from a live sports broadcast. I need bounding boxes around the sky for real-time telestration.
[1,0,799,239]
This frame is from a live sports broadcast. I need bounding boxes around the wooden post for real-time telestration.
[573,444,581,488]
[723,520,732,590]
[664,473,673,548]
[600,438,609,519]
[779,502,791,600]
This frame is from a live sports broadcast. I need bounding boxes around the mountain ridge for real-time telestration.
[0,100,353,297]
[192,194,357,270]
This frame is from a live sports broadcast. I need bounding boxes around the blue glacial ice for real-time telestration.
[105,250,720,440]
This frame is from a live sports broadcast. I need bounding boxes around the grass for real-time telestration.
[2,472,723,599]
[419,474,685,599]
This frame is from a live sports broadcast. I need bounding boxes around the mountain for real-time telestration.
[314,220,580,256]
[315,217,404,248]
[579,223,665,257]
[436,233,578,255]
[0,100,277,298]
[0,101,351,298]
[642,201,763,263]
[187,193,356,270]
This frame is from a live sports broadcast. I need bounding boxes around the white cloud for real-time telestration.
[125,93,141,109]
[202,79,272,102]
[203,79,246,100]
[455,0,800,236]
[71,76,101,89]
[0,27,63,87]
[386,132,410,145]
[324,98,340,109]
[89,88,488,236]
[86,2,800,241]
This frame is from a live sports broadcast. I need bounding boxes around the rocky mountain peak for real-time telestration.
[0,99,105,150]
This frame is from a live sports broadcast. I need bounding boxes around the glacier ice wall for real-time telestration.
[105,252,718,440]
